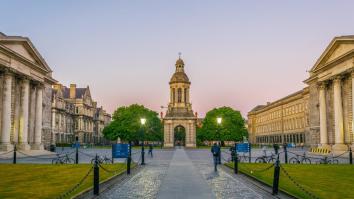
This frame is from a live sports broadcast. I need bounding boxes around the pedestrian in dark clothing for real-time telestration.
[148,144,153,158]
[211,143,221,172]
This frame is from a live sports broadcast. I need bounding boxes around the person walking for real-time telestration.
[148,144,153,158]
[211,143,221,172]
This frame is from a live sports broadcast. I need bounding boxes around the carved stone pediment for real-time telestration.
[310,36,354,73]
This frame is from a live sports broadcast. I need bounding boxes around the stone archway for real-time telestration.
[174,125,186,146]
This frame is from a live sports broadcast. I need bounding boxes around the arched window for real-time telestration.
[184,88,187,102]
[172,88,175,103]
[178,88,182,103]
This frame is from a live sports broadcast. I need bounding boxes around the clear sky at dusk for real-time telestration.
[1,1,354,117]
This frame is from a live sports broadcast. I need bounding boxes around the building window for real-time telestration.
[178,88,182,103]
[172,88,175,103]
[184,88,187,102]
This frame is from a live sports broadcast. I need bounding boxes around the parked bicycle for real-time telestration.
[52,153,74,164]
[91,155,112,164]
[317,154,339,164]
[255,150,276,163]
[237,152,249,162]
[289,152,311,164]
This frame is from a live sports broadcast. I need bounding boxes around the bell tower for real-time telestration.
[163,54,197,148]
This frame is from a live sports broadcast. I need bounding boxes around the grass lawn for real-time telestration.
[0,163,127,199]
[226,163,354,199]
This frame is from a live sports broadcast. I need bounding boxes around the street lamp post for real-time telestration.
[217,117,222,164]
[140,118,146,165]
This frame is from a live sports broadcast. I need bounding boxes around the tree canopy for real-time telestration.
[102,104,162,142]
[197,107,248,143]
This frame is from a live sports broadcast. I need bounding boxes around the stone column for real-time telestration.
[352,71,354,147]
[0,72,14,151]
[18,79,30,150]
[318,82,329,148]
[32,85,43,150]
[333,76,347,151]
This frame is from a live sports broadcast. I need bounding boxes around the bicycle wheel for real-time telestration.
[67,158,74,164]
[301,158,311,164]
[329,159,339,164]
[255,157,265,163]
[289,157,299,164]
[267,157,275,163]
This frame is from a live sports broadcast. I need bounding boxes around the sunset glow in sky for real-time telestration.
[2,1,354,117]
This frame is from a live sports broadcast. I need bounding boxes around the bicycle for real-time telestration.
[52,154,74,164]
[255,150,276,163]
[91,155,112,164]
[318,155,339,164]
[237,152,249,162]
[289,152,311,164]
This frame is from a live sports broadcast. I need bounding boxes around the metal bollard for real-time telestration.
[127,156,131,175]
[234,153,238,174]
[350,148,353,165]
[284,144,288,164]
[13,144,17,164]
[93,155,99,196]
[75,147,79,164]
[248,147,252,163]
[141,144,145,165]
[272,155,280,195]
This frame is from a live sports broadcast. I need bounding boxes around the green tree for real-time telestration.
[198,107,247,143]
[102,104,162,142]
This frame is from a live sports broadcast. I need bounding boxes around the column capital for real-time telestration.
[317,81,327,90]
[333,75,343,83]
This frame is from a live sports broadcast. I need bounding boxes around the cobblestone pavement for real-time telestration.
[186,150,268,199]
[98,150,174,199]
[98,148,277,199]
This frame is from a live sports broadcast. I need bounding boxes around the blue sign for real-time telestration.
[73,142,80,148]
[112,144,130,158]
[236,143,251,153]
[287,143,295,148]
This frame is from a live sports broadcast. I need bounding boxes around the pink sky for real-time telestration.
[2,1,354,117]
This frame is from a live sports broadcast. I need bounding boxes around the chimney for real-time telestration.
[70,84,76,99]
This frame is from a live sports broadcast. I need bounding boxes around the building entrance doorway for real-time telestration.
[174,125,186,147]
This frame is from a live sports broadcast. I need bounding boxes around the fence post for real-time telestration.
[272,155,280,195]
[93,155,99,196]
[13,144,17,164]
[234,152,238,174]
[75,136,79,164]
[283,143,288,164]
[350,148,352,165]
[75,147,79,164]
[127,141,131,175]
[249,143,251,163]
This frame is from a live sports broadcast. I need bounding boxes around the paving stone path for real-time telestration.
[98,148,274,199]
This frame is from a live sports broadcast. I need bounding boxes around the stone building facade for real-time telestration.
[94,107,111,144]
[52,84,111,144]
[163,56,197,147]
[248,35,354,151]
[0,32,56,151]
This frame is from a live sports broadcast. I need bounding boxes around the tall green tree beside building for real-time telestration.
[197,107,247,143]
[102,104,162,142]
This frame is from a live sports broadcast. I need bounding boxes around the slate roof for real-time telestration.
[62,87,87,99]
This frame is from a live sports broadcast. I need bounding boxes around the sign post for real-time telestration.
[112,143,131,174]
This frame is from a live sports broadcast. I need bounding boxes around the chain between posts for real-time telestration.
[280,165,319,199]
[56,165,94,199]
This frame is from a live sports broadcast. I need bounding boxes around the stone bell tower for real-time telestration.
[163,54,197,147]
